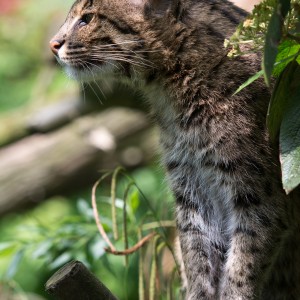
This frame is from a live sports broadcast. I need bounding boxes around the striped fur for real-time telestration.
[50,0,300,299]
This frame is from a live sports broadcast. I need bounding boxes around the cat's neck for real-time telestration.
[136,0,248,87]
[121,0,251,126]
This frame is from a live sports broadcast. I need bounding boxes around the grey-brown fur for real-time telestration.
[50,0,300,298]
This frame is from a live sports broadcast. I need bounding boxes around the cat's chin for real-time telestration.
[63,64,114,82]
[64,66,93,81]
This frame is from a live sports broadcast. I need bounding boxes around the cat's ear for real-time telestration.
[130,0,182,18]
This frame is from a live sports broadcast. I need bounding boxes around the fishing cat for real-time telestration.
[50,0,300,299]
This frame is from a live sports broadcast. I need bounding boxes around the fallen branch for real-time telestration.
[0,107,158,216]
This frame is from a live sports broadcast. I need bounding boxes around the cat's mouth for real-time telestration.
[50,41,119,81]
[57,56,112,81]
[58,56,103,69]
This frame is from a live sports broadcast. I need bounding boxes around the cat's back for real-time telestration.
[142,0,267,103]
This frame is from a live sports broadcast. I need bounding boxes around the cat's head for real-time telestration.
[49,0,183,81]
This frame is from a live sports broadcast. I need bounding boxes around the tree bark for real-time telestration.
[45,260,118,300]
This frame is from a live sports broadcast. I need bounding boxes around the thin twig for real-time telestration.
[138,228,145,300]
[92,174,116,252]
[104,232,156,255]
[111,167,124,240]
[122,181,135,266]
[141,220,176,231]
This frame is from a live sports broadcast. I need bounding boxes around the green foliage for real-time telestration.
[263,0,291,85]
[227,0,300,193]
[226,0,299,57]
[265,0,300,193]
[90,168,181,300]
[269,61,300,193]
[0,167,181,300]
[0,199,97,279]
[267,60,299,140]
[0,0,74,113]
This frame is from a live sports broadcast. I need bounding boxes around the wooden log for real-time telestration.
[27,97,98,133]
[45,260,118,300]
[0,107,158,215]
[0,82,145,147]
[0,96,101,147]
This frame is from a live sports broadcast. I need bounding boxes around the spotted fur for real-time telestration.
[50,0,300,299]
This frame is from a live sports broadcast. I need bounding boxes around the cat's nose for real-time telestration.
[49,39,64,56]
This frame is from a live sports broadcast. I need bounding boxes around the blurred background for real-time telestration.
[0,0,261,299]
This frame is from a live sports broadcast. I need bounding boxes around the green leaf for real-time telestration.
[263,0,291,85]
[99,196,124,209]
[77,198,94,220]
[5,249,25,279]
[129,190,140,214]
[101,255,117,277]
[77,198,90,215]
[279,63,300,193]
[89,238,106,260]
[0,242,17,256]
[267,60,299,140]
[31,240,52,259]
[273,40,300,76]
[233,70,264,95]
[49,252,72,270]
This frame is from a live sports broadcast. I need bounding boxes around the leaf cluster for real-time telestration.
[226,0,299,58]
[0,168,181,300]
[228,0,300,193]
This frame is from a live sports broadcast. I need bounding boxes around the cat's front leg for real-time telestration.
[220,196,283,300]
[176,201,225,300]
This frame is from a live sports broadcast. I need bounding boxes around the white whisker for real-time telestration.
[88,81,103,104]
[90,53,155,69]
[93,40,140,48]
[82,61,106,101]
[80,82,87,104]
[91,46,161,54]
[91,51,155,63]
[105,56,154,68]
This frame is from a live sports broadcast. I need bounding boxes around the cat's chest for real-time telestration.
[160,112,233,231]
[146,87,233,222]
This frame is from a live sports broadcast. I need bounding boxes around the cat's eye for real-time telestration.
[79,13,94,26]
